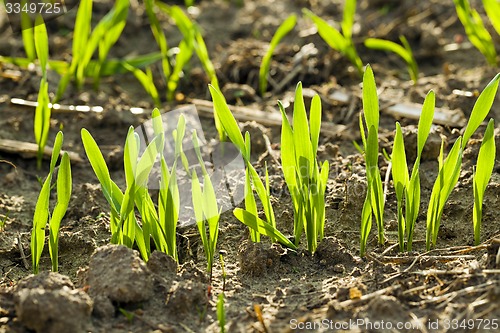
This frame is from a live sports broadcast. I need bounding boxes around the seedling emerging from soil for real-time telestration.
[82,109,185,262]
[391,122,409,252]
[153,3,224,140]
[259,14,297,96]
[452,0,497,66]
[473,119,495,245]
[123,63,161,107]
[32,131,72,274]
[209,85,297,250]
[155,3,220,98]
[56,0,129,99]
[20,1,35,62]
[217,292,226,333]
[405,91,435,251]
[359,64,384,256]
[389,92,435,252]
[364,36,418,82]
[191,131,220,278]
[483,0,500,37]
[303,0,363,75]
[426,73,500,250]
[278,82,329,253]
[33,16,50,170]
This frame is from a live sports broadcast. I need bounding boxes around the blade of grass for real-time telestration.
[462,73,500,147]
[483,0,500,36]
[473,119,495,245]
[364,36,418,82]
[406,90,435,251]
[34,78,51,169]
[453,0,497,65]
[233,208,297,250]
[391,122,409,252]
[209,85,248,159]
[259,14,296,95]
[48,152,72,272]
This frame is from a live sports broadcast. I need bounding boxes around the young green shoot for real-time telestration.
[453,0,497,66]
[473,119,495,245]
[82,109,186,262]
[191,130,221,279]
[56,0,130,100]
[426,73,500,250]
[405,91,435,251]
[155,3,224,140]
[278,82,329,253]
[156,4,220,98]
[391,122,409,252]
[364,36,418,82]
[21,0,35,62]
[209,85,297,249]
[32,131,72,274]
[259,14,297,95]
[359,64,384,256]
[123,63,161,107]
[33,15,50,170]
[483,0,500,37]
[303,0,363,75]
[217,292,226,333]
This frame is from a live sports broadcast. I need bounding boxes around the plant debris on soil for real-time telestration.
[1,0,500,332]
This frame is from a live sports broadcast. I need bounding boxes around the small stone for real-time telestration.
[333,264,345,273]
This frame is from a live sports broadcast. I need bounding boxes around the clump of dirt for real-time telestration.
[84,245,154,304]
[315,236,358,273]
[13,272,92,333]
[238,240,283,277]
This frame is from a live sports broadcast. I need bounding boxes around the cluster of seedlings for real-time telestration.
[27,65,499,330]
[3,0,500,166]
[30,66,499,268]
[2,0,499,330]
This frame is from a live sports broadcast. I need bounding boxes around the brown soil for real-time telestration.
[1,0,500,332]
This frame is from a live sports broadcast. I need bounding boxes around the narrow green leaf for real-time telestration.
[192,170,209,260]
[244,167,259,242]
[209,85,247,159]
[473,119,495,245]
[364,38,412,65]
[359,189,372,257]
[50,131,64,173]
[309,94,322,157]
[279,101,297,194]
[392,123,409,200]
[32,174,52,274]
[217,293,226,333]
[233,208,297,250]
[483,0,500,36]
[417,91,435,157]
[34,78,51,169]
[34,15,48,78]
[362,65,379,132]
[49,152,72,272]
[303,9,347,51]
[135,135,161,188]
[123,127,138,188]
[21,2,35,61]
[462,73,500,147]
[81,129,115,207]
[341,0,356,40]
[123,63,161,107]
[259,14,296,95]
